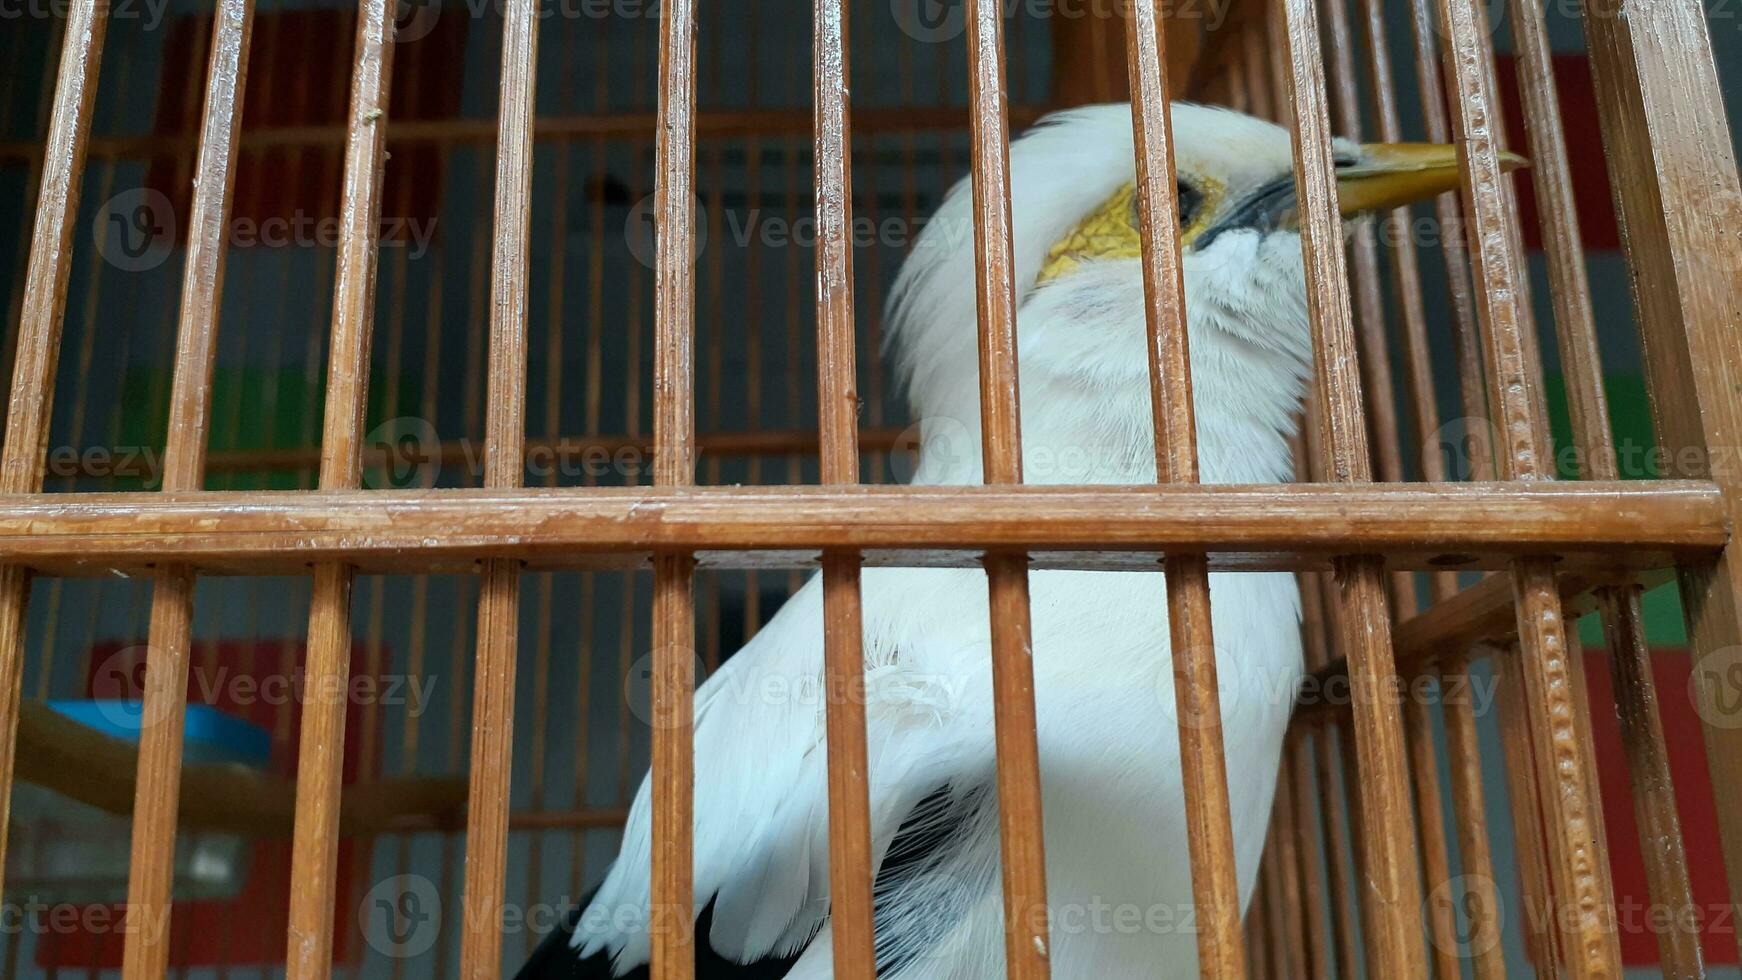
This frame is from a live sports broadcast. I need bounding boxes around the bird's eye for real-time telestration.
[1126,181,1206,231]
[1175,180,1204,228]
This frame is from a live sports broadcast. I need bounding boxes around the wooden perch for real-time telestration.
[14,700,467,837]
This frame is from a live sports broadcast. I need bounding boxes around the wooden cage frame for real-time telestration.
[1,0,1739,977]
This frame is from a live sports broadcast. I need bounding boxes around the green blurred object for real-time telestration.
[1542,372,1688,648]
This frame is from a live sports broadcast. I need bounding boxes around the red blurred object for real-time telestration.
[148,9,466,247]
[1583,646,1738,965]
[1494,52,1623,252]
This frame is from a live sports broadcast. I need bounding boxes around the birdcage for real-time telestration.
[0,0,1738,976]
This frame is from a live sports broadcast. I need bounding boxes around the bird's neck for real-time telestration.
[910,330,1306,488]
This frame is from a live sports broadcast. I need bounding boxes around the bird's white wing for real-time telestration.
[571,568,989,972]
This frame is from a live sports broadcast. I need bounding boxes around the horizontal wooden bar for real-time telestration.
[0,481,1718,576]
[1294,565,1678,726]
[0,106,1053,161]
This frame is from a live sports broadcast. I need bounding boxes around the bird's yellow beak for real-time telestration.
[1336,142,1529,216]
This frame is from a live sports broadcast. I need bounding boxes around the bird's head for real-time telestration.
[886,102,1521,483]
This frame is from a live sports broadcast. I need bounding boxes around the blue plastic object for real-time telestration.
[44,700,270,768]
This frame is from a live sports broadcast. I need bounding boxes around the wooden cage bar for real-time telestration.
[0,0,1737,975]
[650,0,700,977]
[0,481,1719,574]
[811,0,878,973]
[1441,649,1505,980]
[1407,0,1491,461]
[1507,0,1704,972]
[119,2,253,974]
[0,0,106,898]
[1581,0,1742,963]
[458,0,539,973]
[1437,0,1624,974]
[1274,0,1428,974]
[284,0,395,973]
[961,1,1051,976]
[1123,1,1246,975]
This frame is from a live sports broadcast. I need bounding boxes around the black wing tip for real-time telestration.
[511,896,803,980]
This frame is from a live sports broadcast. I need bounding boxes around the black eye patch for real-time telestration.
[1126,181,1206,229]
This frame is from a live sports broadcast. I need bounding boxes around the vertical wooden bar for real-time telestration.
[1401,694,1462,978]
[1267,768,1308,976]
[1496,648,1564,978]
[1436,657,1505,980]
[811,0,876,973]
[1326,2,1467,964]
[0,0,106,896]
[1295,468,1357,980]
[1283,739,1327,980]
[1318,0,1403,492]
[284,0,394,975]
[1503,0,1701,972]
[1354,0,1453,499]
[962,2,1050,976]
[119,3,252,975]
[651,1,699,977]
[1436,2,1622,974]
[1124,3,1246,976]
[1379,4,1511,969]
[1407,0,1490,459]
[457,0,537,975]
[1274,0,1427,975]
[1581,5,1742,953]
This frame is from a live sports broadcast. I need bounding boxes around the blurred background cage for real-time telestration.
[0,0,1740,977]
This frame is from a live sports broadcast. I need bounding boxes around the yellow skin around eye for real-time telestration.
[1035,176,1227,286]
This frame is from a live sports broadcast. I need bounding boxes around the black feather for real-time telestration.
[514,784,982,979]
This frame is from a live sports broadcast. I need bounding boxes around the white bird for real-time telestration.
[519,102,1492,979]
